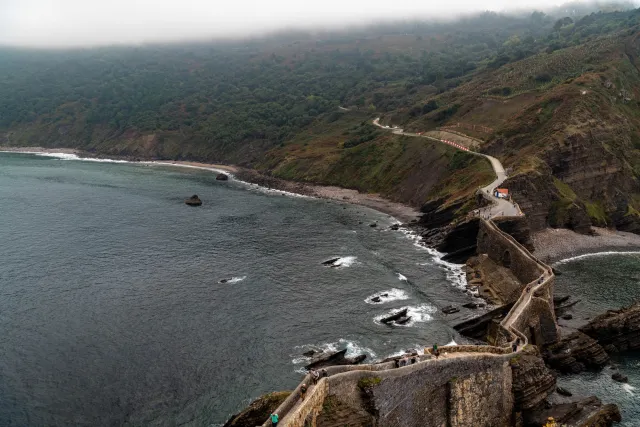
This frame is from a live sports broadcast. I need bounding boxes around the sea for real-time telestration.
[0,152,482,426]
[554,252,640,425]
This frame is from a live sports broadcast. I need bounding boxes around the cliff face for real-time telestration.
[510,352,557,411]
[580,302,640,353]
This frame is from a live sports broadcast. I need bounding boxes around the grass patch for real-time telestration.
[585,201,608,224]
[553,177,577,201]
[357,377,382,390]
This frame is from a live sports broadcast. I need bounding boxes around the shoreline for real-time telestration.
[7,147,640,260]
[0,147,420,223]
[533,227,640,265]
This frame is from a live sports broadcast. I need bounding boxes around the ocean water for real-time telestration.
[554,253,640,425]
[0,152,481,426]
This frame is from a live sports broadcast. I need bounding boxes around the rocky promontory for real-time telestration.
[580,301,640,353]
[543,331,609,374]
[222,391,291,427]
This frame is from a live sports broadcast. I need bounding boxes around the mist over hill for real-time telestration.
[2,2,640,232]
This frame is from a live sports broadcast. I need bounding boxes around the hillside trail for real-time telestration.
[372,118,521,219]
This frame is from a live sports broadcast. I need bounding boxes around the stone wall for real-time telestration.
[477,219,546,285]
[322,355,515,427]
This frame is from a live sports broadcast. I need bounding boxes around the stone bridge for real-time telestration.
[261,218,557,427]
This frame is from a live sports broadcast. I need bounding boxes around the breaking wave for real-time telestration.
[373,303,437,327]
[365,288,410,304]
[554,251,640,265]
[291,339,377,372]
[218,276,246,284]
[397,273,408,281]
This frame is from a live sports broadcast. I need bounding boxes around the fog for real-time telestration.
[0,0,634,47]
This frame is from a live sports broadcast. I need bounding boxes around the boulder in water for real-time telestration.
[395,316,412,325]
[389,224,400,231]
[556,386,573,397]
[371,296,382,303]
[369,223,377,228]
[302,350,316,357]
[185,195,202,206]
[612,372,628,383]
[442,305,460,314]
[381,308,408,324]
[216,173,229,181]
[321,257,341,267]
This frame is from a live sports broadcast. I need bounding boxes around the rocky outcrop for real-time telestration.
[185,194,202,206]
[543,331,609,374]
[305,349,366,370]
[223,391,291,427]
[580,301,640,353]
[493,216,534,252]
[523,396,621,427]
[502,172,592,234]
[216,173,229,181]
[510,350,557,410]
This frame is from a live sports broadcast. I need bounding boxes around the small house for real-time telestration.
[495,188,509,199]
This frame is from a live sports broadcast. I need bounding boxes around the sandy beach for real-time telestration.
[533,227,640,264]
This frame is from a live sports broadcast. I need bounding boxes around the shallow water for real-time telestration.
[0,152,480,426]
[554,253,640,425]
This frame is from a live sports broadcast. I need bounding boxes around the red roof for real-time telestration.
[496,188,509,194]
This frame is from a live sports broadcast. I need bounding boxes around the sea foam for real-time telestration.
[555,251,640,265]
[365,288,410,304]
[374,303,437,327]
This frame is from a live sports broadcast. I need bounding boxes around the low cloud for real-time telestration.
[0,0,628,47]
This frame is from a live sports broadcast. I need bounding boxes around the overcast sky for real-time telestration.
[0,0,625,47]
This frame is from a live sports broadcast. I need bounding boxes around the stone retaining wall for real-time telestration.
[268,218,558,427]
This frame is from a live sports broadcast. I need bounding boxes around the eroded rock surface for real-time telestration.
[543,331,609,374]
[580,302,640,353]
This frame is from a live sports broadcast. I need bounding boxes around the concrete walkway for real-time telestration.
[372,118,522,219]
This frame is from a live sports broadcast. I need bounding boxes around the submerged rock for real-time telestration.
[371,296,381,303]
[442,305,460,315]
[302,350,316,357]
[216,173,229,181]
[369,223,377,228]
[557,386,573,397]
[185,195,202,206]
[611,372,628,383]
[389,223,400,231]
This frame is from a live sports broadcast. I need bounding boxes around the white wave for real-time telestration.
[291,339,377,369]
[623,383,636,395]
[397,273,408,281]
[218,276,246,284]
[398,227,470,292]
[554,251,640,265]
[365,288,410,304]
[374,303,437,327]
[35,152,131,163]
[444,340,457,347]
[333,256,357,268]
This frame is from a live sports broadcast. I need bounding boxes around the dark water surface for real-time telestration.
[554,253,640,425]
[0,153,477,426]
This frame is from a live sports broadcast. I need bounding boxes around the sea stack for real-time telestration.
[216,173,229,181]
[185,195,202,206]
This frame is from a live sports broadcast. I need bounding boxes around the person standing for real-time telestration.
[270,413,279,427]
[300,384,308,400]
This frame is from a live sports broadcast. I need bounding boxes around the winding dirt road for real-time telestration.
[372,118,521,219]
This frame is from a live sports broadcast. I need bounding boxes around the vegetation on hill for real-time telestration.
[2,4,640,229]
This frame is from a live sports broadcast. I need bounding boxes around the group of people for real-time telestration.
[269,369,329,426]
